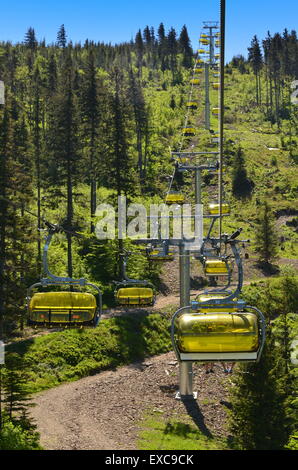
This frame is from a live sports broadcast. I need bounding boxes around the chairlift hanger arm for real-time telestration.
[42,227,86,285]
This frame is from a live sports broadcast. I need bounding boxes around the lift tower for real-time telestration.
[202,21,219,131]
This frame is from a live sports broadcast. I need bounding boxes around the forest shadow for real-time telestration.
[181,397,213,438]
[156,280,171,295]
[6,337,36,357]
[254,261,280,276]
[190,276,206,290]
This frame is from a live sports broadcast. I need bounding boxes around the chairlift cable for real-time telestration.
[218,0,226,254]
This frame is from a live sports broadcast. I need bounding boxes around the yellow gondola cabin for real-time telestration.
[28,291,98,325]
[182,127,195,136]
[165,192,185,204]
[207,203,230,215]
[116,287,154,306]
[204,259,229,276]
[176,312,259,354]
[186,101,198,109]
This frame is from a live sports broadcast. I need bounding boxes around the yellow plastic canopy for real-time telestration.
[186,101,198,109]
[207,203,230,215]
[176,313,259,353]
[149,249,175,260]
[205,260,229,275]
[116,287,154,305]
[196,293,238,312]
[29,291,97,323]
[182,127,195,136]
[165,193,185,204]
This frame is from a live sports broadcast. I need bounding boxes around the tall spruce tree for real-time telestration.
[81,50,100,233]
[157,23,167,71]
[105,67,136,199]
[0,105,15,337]
[2,353,33,422]
[229,338,289,450]
[167,28,178,77]
[135,30,144,77]
[46,51,81,277]
[179,25,193,68]
[231,146,253,198]
[128,69,148,184]
[248,35,263,105]
[57,24,67,48]
[253,201,278,266]
[24,28,37,50]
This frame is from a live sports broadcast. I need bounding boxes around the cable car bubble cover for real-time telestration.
[205,260,228,268]
[176,313,259,353]
[196,293,238,312]
[116,287,154,302]
[208,203,230,214]
[165,193,185,203]
[29,291,97,310]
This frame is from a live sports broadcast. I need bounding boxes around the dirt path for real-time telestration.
[30,352,232,450]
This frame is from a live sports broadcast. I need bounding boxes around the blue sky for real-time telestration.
[1,0,297,61]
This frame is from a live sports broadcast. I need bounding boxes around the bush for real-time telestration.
[0,421,41,450]
[8,314,172,393]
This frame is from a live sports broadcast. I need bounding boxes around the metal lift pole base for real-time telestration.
[175,360,197,400]
[175,391,198,400]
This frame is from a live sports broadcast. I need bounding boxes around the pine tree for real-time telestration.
[135,30,144,76]
[231,146,253,198]
[57,24,67,48]
[81,50,100,233]
[128,69,148,184]
[229,338,289,450]
[0,105,15,337]
[288,30,298,78]
[2,353,33,422]
[253,201,278,266]
[32,66,44,268]
[269,33,283,126]
[167,28,178,77]
[143,26,151,45]
[46,53,58,96]
[11,112,35,330]
[179,25,193,68]
[248,35,263,105]
[231,55,247,74]
[281,29,291,77]
[105,67,137,199]
[273,275,298,435]
[46,51,81,277]
[24,28,37,50]
[157,23,167,71]
[105,68,137,277]
[262,33,272,119]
